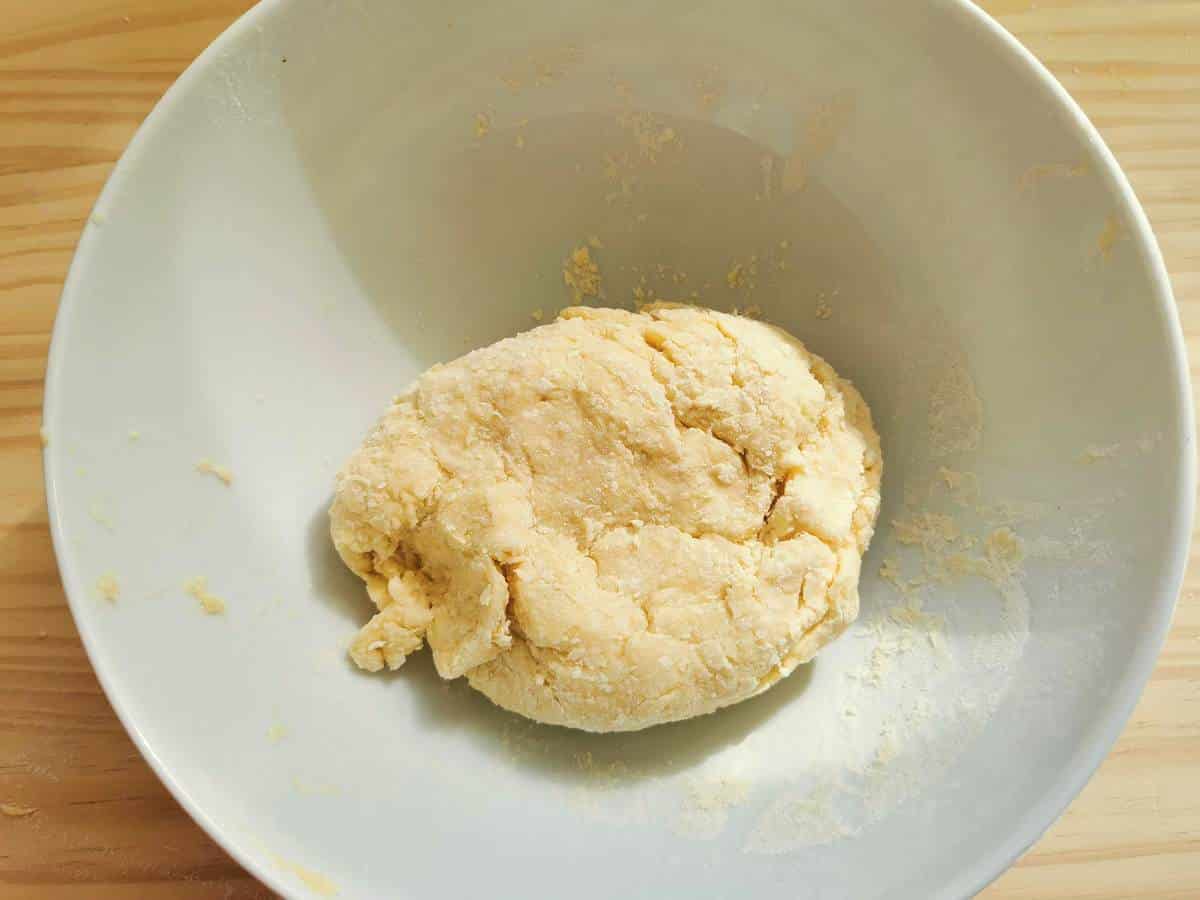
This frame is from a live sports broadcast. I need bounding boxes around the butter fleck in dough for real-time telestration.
[330,305,881,732]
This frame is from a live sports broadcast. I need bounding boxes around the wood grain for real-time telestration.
[0,1,1197,897]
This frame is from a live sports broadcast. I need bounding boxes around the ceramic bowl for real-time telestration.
[45,1,1193,897]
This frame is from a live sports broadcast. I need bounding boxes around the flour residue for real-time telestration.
[675,771,750,840]
[497,45,583,93]
[481,311,1053,853]
[692,65,726,114]
[729,328,1050,851]
[744,784,853,852]
[928,361,982,455]
[781,93,856,194]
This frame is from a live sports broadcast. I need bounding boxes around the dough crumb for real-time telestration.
[1096,214,1125,259]
[274,856,339,897]
[726,262,746,290]
[1080,442,1121,463]
[942,527,1025,585]
[96,573,120,603]
[602,152,637,206]
[694,66,725,113]
[530,308,544,322]
[1,803,37,818]
[89,501,115,532]
[815,299,832,320]
[292,775,340,796]
[184,576,227,615]
[893,511,961,553]
[128,430,141,442]
[196,459,233,485]
[563,245,602,301]
[618,109,678,162]
[474,111,490,138]
[267,722,288,743]
[1018,161,1088,192]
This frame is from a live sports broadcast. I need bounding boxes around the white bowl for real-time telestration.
[45,1,1193,898]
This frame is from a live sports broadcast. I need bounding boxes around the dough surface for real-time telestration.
[330,305,881,732]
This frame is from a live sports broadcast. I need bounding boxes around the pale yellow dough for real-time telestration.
[330,305,881,732]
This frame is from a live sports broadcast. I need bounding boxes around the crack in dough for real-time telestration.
[330,304,881,732]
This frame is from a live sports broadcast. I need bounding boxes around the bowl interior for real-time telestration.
[46,1,1191,898]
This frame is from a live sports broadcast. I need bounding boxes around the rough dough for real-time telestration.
[329,305,881,732]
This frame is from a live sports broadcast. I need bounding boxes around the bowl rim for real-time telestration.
[929,3,1195,895]
[41,1,1196,898]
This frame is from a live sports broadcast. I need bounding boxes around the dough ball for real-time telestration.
[329,305,881,732]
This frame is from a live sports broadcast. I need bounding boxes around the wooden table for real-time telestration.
[1,1,1197,896]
